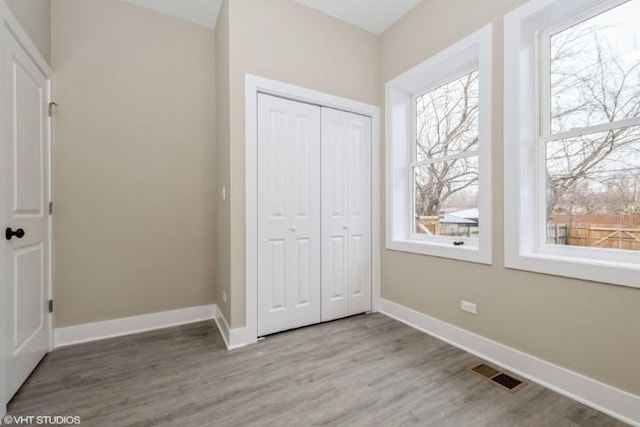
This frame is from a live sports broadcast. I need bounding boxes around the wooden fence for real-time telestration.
[548,224,640,251]
[552,213,640,227]
[416,216,439,235]
[547,224,568,245]
[567,226,640,251]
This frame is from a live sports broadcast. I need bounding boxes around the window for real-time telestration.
[413,71,480,240]
[505,0,640,287]
[386,25,492,264]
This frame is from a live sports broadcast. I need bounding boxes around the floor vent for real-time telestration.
[470,363,527,393]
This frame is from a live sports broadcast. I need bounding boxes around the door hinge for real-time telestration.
[48,299,53,313]
[48,201,54,215]
[48,102,58,118]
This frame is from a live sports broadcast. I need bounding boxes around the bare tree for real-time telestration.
[546,14,640,219]
[414,5,640,223]
[415,71,479,217]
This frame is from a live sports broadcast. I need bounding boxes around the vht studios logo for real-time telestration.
[1,415,82,425]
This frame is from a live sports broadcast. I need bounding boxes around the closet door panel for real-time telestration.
[321,108,372,321]
[321,114,348,320]
[288,106,322,327]
[345,115,372,316]
[258,94,321,336]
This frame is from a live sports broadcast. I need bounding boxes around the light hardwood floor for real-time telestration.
[8,314,628,426]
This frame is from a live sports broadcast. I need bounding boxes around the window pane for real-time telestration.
[546,125,640,251]
[414,156,479,238]
[550,0,640,134]
[416,71,479,163]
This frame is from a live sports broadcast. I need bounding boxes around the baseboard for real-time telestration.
[212,306,231,349]
[213,307,248,351]
[379,298,640,427]
[54,305,217,348]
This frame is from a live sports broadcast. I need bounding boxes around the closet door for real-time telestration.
[257,94,321,336]
[321,108,372,322]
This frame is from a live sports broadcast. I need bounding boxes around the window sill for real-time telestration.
[387,238,492,265]
[505,251,640,289]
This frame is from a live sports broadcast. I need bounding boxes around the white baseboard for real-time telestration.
[212,306,231,349]
[213,307,248,351]
[228,326,249,350]
[379,298,640,427]
[54,305,217,348]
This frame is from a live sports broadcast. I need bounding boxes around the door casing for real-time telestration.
[245,74,381,345]
[0,0,54,417]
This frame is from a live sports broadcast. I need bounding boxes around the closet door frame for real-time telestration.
[245,74,380,345]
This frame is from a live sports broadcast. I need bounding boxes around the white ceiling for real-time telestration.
[123,0,422,34]
[125,0,222,29]
[295,0,423,35]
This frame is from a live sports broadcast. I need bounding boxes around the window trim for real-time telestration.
[385,24,493,265]
[504,0,640,288]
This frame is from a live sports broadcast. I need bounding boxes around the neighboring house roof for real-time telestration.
[441,213,477,225]
[448,208,479,220]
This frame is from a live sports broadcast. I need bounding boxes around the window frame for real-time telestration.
[504,0,640,288]
[385,24,493,265]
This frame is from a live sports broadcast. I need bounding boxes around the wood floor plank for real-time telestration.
[7,314,629,427]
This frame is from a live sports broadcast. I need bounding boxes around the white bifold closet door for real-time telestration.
[257,94,322,336]
[321,108,372,322]
[257,93,372,336]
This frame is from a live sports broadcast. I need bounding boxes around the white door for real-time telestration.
[321,107,372,322]
[257,94,321,336]
[2,30,51,399]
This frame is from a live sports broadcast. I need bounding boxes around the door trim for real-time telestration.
[245,74,381,345]
[0,0,53,416]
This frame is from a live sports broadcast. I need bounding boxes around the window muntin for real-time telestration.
[541,0,640,254]
[412,71,481,240]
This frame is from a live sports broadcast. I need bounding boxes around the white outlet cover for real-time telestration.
[461,301,477,314]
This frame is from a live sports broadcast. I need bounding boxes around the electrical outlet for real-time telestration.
[222,186,226,201]
[222,291,227,304]
[461,300,477,314]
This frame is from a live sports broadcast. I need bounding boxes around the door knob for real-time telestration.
[343,225,350,230]
[290,226,297,232]
[5,228,25,240]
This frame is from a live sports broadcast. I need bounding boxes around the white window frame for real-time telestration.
[385,24,493,265]
[504,0,640,288]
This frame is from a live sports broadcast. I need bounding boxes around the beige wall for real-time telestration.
[5,0,51,63]
[215,0,231,323]
[224,0,380,327]
[380,0,640,395]
[51,0,216,327]
[47,0,640,398]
